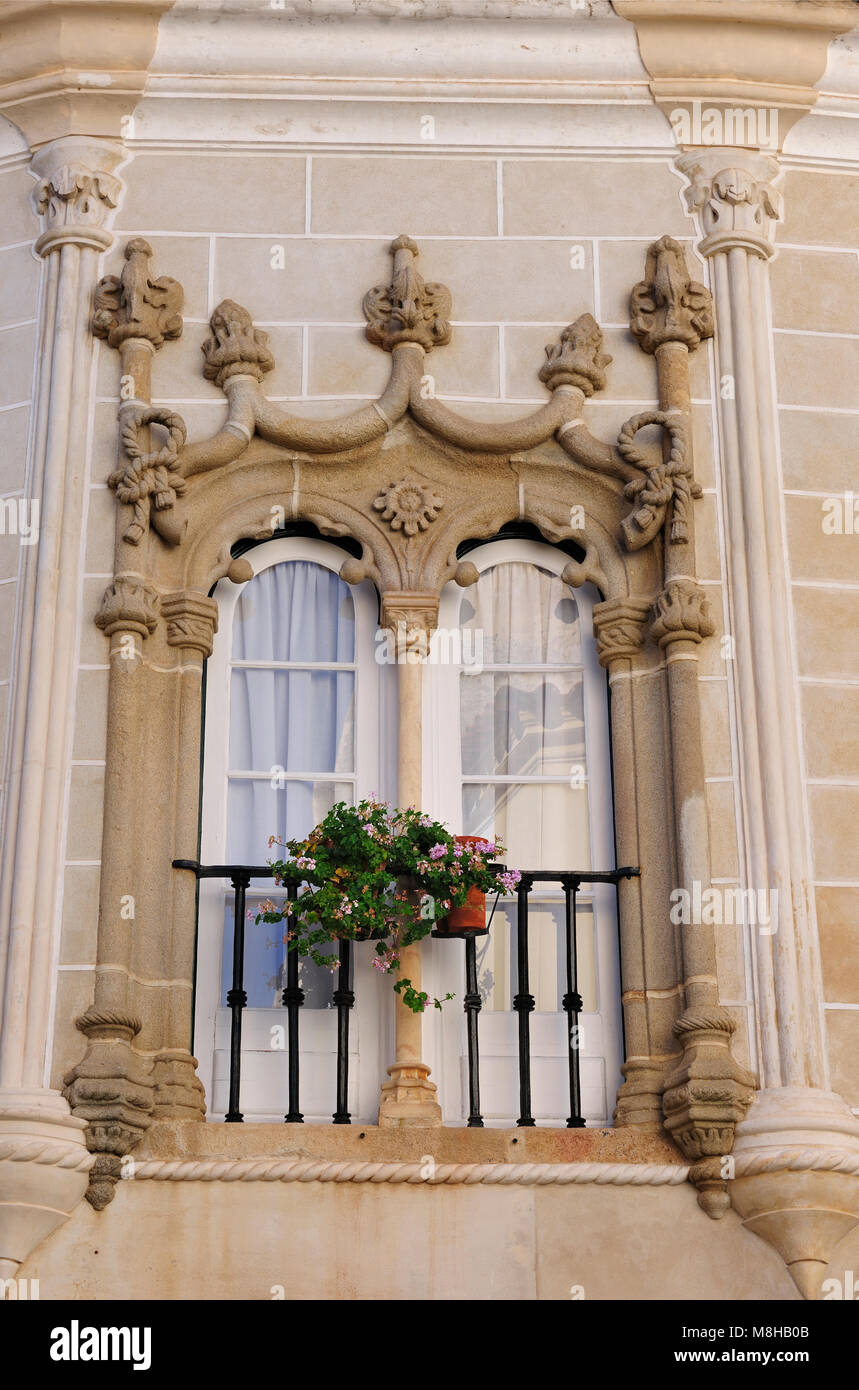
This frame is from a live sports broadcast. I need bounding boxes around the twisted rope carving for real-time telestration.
[128,1158,690,1186]
[109,407,187,544]
[0,1139,95,1171]
[732,1149,859,1179]
[617,412,699,548]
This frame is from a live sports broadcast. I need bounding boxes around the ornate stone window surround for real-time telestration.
[55,223,758,1214]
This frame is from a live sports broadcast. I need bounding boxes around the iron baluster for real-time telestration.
[464,934,484,1127]
[281,883,304,1123]
[563,876,585,1128]
[332,938,354,1124]
[513,875,536,1126]
[225,869,249,1123]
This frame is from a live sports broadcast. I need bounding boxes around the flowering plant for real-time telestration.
[254,799,520,1013]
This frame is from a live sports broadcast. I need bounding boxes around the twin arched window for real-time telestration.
[195,536,621,1125]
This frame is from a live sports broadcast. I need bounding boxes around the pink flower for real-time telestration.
[429,843,447,860]
[498,870,522,893]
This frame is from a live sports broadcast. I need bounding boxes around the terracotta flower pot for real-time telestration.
[435,836,489,936]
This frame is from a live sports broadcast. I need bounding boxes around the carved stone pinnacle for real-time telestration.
[629,236,714,354]
[93,238,184,350]
[539,312,612,395]
[202,300,275,389]
[364,235,452,353]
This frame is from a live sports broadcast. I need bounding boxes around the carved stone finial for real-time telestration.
[363,234,452,353]
[592,596,651,668]
[202,299,275,389]
[678,152,783,260]
[539,313,612,395]
[650,579,714,649]
[95,575,160,640]
[629,236,714,354]
[93,238,184,349]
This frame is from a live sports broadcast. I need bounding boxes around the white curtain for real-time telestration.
[222,560,356,1005]
[459,562,592,1010]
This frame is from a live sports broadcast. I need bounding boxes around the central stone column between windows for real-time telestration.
[377,599,442,1128]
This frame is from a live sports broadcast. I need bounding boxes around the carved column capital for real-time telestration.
[592,596,651,668]
[95,575,160,640]
[93,238,184,350]
[161,591,219,659]
[650,578,715,649]
[202,299,274,389]
[364,235,452,353]
[630,236,714,354]
[677,150,783,260]
[538,312,612,395]
[380,591,440,656]
[30,137,125,257]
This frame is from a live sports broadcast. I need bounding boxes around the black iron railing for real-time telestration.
[174,859,639,1126]
[439,868,640,1129]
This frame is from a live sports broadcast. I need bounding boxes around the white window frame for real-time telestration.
[421,538,623,1126]
[194,536,396,1121]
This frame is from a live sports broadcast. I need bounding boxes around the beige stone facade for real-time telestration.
[0,0,858,1303]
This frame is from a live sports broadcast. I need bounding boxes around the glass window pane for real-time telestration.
[221,894,339,1009]
[229,669,355,774]
[459,563,581,666]
[226,778,353,870]
[460,670,585,777]
[474,898,597,1014]
[232,561,355,662]
[462,781,590,871]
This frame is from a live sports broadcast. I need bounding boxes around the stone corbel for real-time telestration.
[662,1010,756,1219]
[62,1010,155,1211]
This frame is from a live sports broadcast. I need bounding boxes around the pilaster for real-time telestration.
[679,145,859,1294]
[0,135,124,1269]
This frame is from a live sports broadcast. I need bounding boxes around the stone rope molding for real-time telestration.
[125,1157,691,1186]
[731,1149,859,1179]
[0,1139,96,1172]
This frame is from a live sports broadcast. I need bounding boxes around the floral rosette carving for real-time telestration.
[373,479,443,536]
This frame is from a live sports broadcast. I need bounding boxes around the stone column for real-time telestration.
[0,138,125,1273]
[377,593,442,1128]
[678,149,859,1295]
[63,238,204,1208]
[591,596,668,1131]
[626,235,755,1212]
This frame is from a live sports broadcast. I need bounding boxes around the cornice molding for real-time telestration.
[612,0,859,149]
[0,0,176,146]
